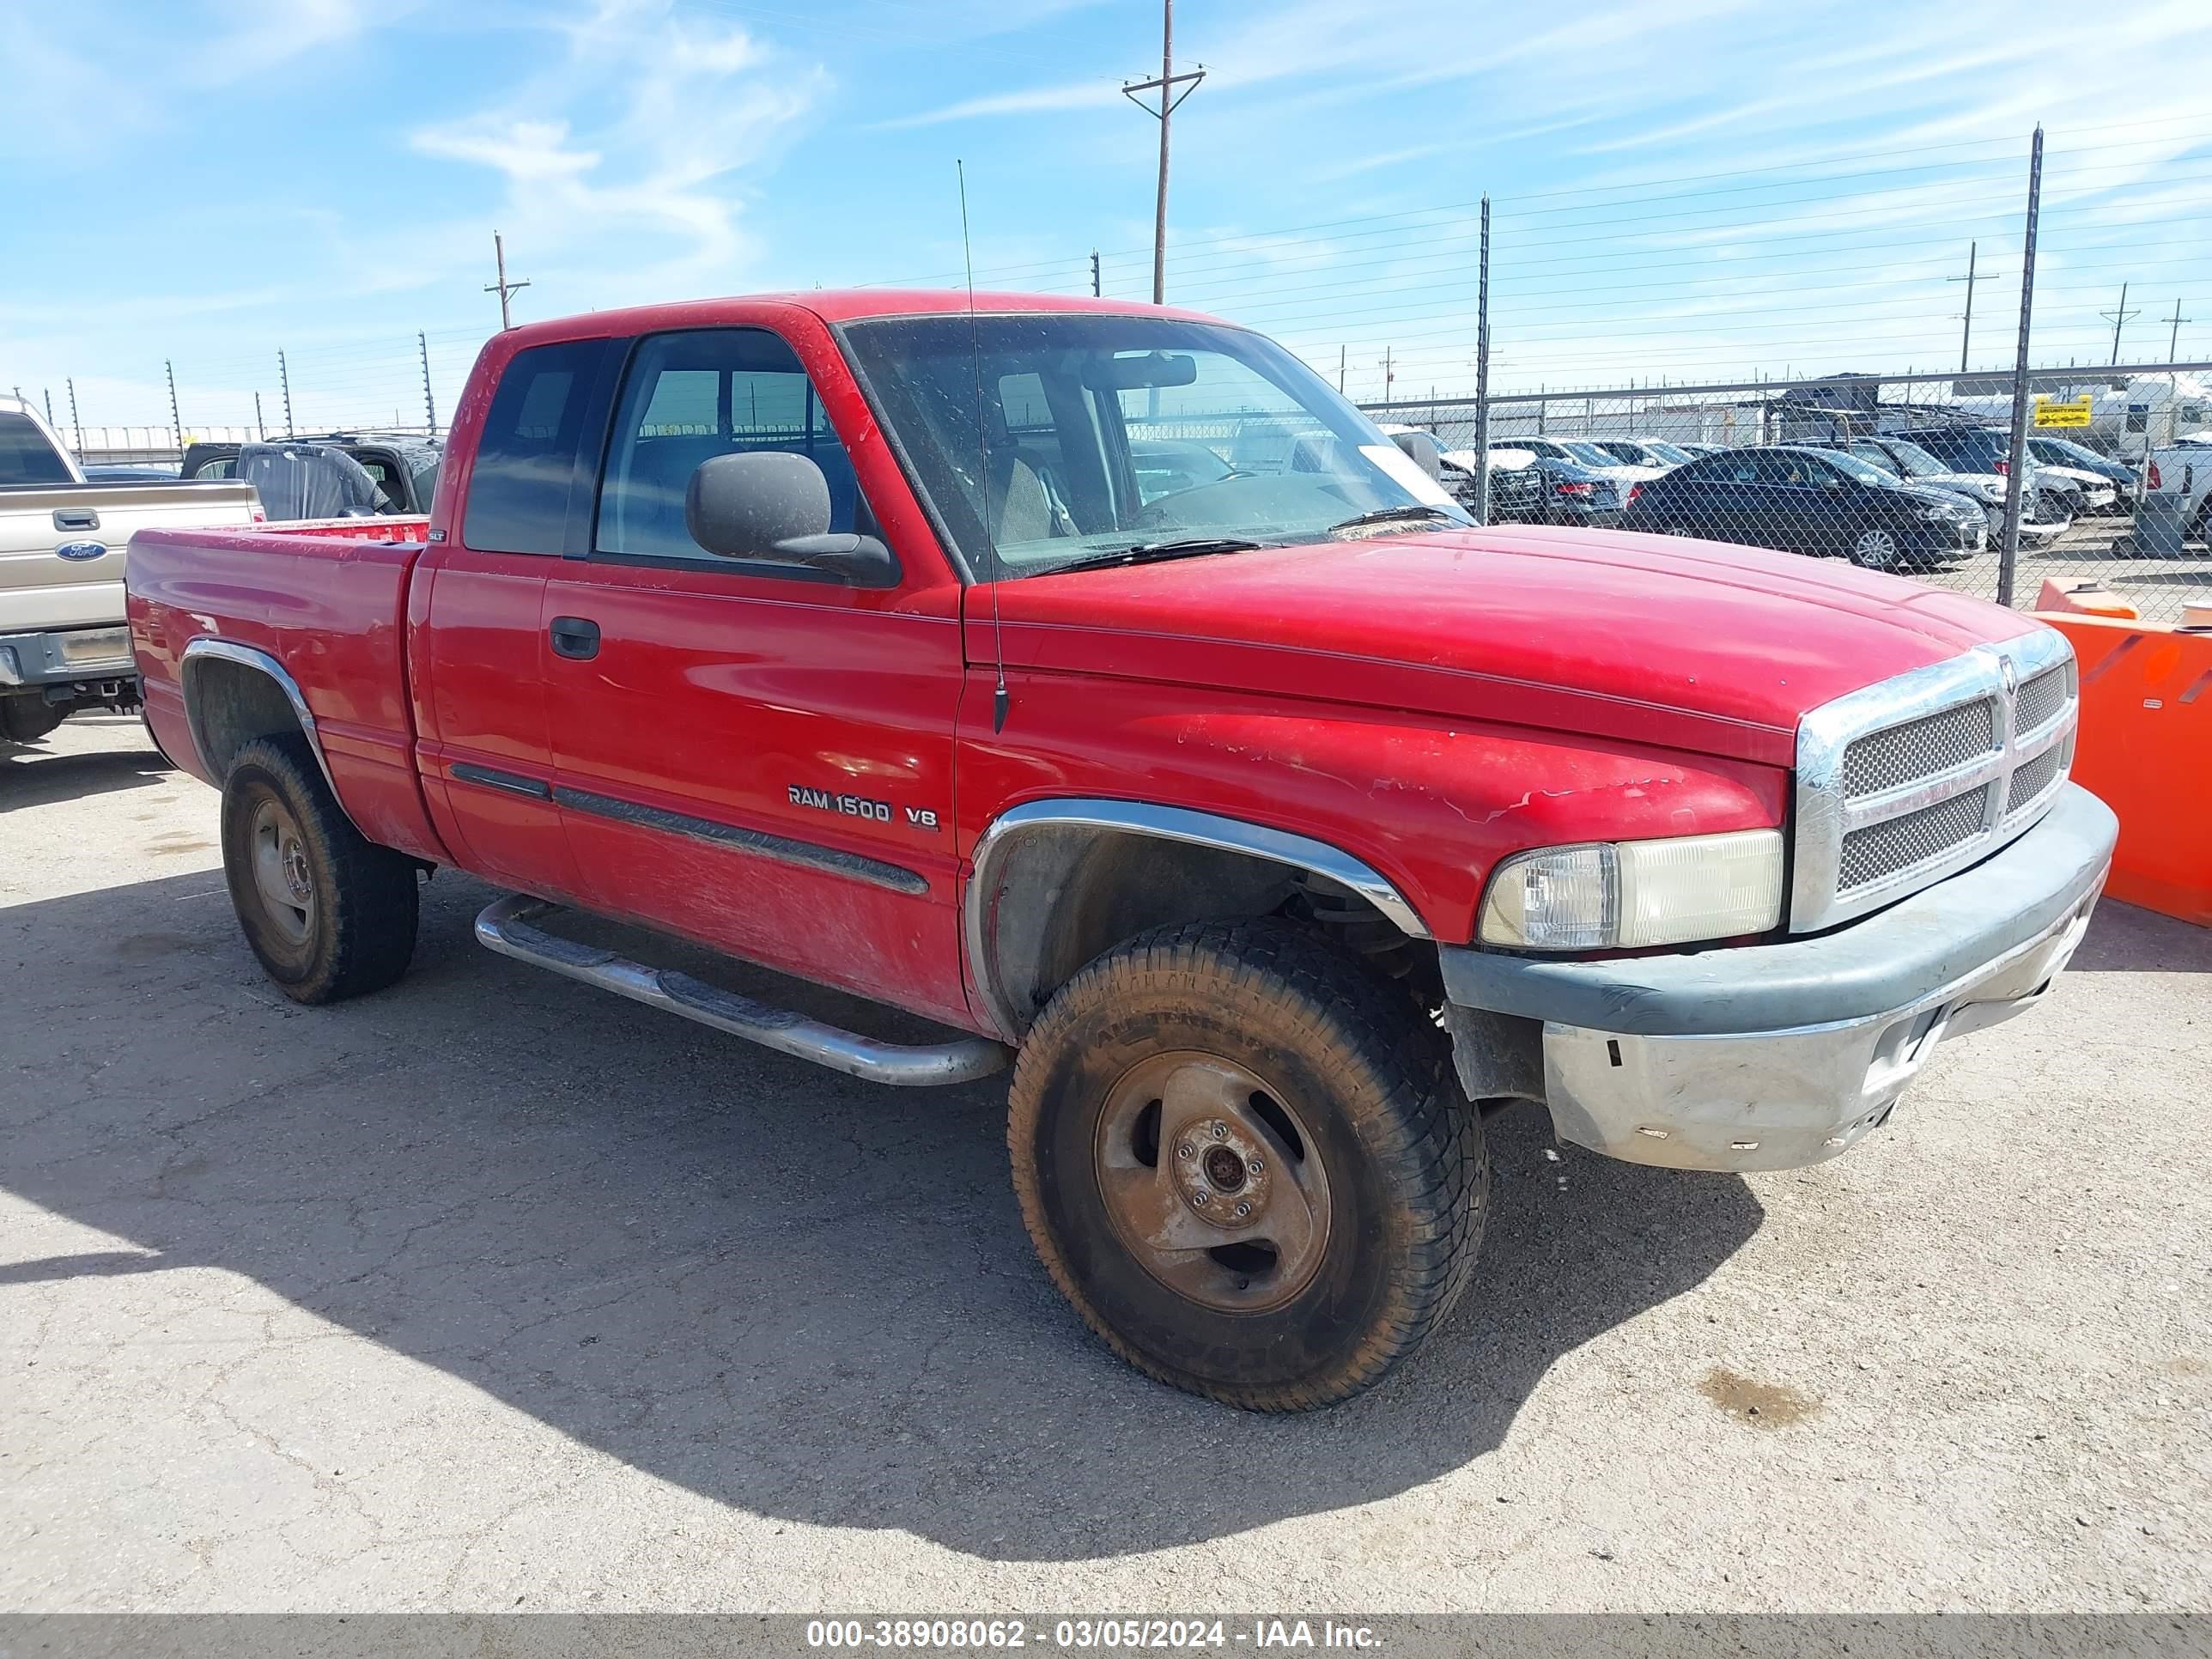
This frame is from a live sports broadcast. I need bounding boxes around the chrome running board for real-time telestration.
[474,895,1010,1087]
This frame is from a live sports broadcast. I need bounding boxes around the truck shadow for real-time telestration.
[0,733,174,811]
[1,867,1764,1561]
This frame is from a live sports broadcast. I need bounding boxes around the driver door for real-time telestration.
[539,323,971,1026]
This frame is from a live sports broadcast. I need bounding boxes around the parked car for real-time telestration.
[0,395,259,744]
[1554,438,1666,493]
[1905,425,2083,525]
[82,463,183,482]
[1437,447,1548,523]
[1619,443,1987,568]
[1590,438,1695,470]
[2026,436,2135,512]
[1486,446,1626,525]
[183,430,442,518]
[129,289,2111,1412]
[1826,436,2072,551]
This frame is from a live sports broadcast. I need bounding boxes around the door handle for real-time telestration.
[54,507,100,532]
[549,616,600,660]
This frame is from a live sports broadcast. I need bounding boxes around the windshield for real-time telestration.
[839,313,1467,579]
[1877,440,1948,477]
[1643,441,1694,465]
[1560,441,1621,468]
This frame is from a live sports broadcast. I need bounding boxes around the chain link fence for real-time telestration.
[1364,366,2212,623]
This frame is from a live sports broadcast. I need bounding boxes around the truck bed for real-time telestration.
[1,480,261,634]
[128,517,446,860]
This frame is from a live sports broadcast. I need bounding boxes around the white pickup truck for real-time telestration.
[2145,438,2212,547]
[1,396,260,743]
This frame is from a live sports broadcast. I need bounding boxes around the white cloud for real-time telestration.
[404,0,825,302]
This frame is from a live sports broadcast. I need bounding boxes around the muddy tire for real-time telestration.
[220,734,417,1003]
[1008,919,1486,1412]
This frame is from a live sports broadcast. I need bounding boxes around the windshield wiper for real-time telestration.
[1324,504,1465,538]
[1049,537,1266,574]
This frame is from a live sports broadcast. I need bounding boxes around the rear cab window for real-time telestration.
[461,338,621,555]
[0,411,73,486]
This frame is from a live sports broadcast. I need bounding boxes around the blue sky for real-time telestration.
[6,0,2212,434]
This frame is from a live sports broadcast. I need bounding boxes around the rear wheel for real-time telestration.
[1008,919,1486,1412]
[221,734,418,1003]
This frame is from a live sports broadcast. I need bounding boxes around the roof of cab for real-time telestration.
[499,289,1225,349]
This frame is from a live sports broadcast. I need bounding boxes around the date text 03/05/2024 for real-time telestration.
[803,1617,1382,1649]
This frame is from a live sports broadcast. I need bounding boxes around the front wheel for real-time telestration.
[221,734,418,1003]
[1850,527,1901,569]
[1008,919,1486,1412]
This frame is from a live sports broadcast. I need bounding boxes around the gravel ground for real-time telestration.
[2,715,2208,1614]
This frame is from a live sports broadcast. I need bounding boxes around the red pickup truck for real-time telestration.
[128,291,2117,1411]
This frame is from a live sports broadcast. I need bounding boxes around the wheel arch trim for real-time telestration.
[179,638,343,803]
[964,796,1431,1042]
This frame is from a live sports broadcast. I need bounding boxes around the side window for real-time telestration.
[596,328,868,564]
[462,338,616,555]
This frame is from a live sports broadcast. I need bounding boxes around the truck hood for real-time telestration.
[978,525,2042,768]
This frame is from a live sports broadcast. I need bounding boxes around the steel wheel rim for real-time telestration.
[1092,1050,1334,1316]
[249,798,314,945]
[1854,529,1898,568]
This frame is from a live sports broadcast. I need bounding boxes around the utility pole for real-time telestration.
[2166,297,2194,362]
[2100,281,2139,367]
[1998,126,2043,609]
[1382,345,1394,403]
[1090,250,1102,298]
[1121,0,1204,305]
[1947,240,1978,373]
[254,392,266,441]
[66,379,81,451]
[485,229,531,330]
[164,360,182,448]
[1337,345,1346,393]
[419,331,438,434]
[278,349,295,436]
[1473,195,1492,527]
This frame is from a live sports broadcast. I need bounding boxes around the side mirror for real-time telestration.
[684,452,900,586]
[1389,428,1442,480]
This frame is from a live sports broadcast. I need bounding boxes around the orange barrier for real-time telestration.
[2036,577,2140,619]
[2035,611,2212,927]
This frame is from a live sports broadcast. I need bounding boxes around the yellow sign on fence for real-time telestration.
[2034,395,2094,428]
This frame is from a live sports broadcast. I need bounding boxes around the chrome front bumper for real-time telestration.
[1438,784,2118,1172]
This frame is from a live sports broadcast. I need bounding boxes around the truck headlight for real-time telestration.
[1479,830,1784,951]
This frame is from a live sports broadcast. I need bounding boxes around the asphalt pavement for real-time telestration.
[3,716,2207,1613]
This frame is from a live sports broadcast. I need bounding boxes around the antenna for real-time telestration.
[959,159,1010,735]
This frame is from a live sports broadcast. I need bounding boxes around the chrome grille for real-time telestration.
[1838,787,1991,890]
[2005,745,2064,815]
[2014,666,2068,734]
[1841,700,1996,798]
[1790,631,2078,932]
